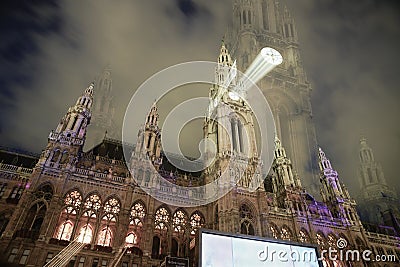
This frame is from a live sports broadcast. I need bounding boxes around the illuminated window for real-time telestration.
[84,194,102,211]
[104,197,121,215]
[190,211,205,235]
[155,207,170,230]
[298,229,310,243]
[172,210,187,233]
[125,232,137,246]
[281,226,292,241]
[64,190,82,208]
[316,232,326,246]
[97,227,112,246]
[327,234,336,247]
[56,220,74,241]
[78,224,93,243]
[130,202,146,226]
[270,225,279,239]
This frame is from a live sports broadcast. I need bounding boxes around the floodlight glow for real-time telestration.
[239,47,283,92]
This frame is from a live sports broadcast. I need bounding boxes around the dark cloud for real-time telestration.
[0,0,399,198]
[286,0,400,196]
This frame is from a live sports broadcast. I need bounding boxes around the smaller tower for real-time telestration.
[318,147,359,225]
[135,102,162,168]
[272,136,301,189]
[37,82,94,170]
[357,138,399,225]
[268,136,303,211]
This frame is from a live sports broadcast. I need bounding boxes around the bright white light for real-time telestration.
[228,91,240,101]
[239,47,283,92]
[260,47,283,65]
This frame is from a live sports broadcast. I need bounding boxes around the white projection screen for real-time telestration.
[199,229,322,267]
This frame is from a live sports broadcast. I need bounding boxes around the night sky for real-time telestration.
[0,0,399,197]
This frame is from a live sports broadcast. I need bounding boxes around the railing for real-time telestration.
[0,162,33,175]
[74,168,126,184]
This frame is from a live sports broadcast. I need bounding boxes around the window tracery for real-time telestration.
[155,207,170,230]
[190,211,205,235]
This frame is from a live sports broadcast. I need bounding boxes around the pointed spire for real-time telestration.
[274,135,287,159]
[145,101,159,127]
[218,41,233,67]
[84,82,95,97]
[318,147,333,171]
[359,138,374,163]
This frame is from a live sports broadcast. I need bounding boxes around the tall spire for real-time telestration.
[38,82,94,169]
[54,82,94,140]
[218,41,233,67]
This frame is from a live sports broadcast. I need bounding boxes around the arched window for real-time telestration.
[56,220,73,241]
[97,197,120,247]
[104,197,121,215]
[84,194,102,211]
[298,229,310,243]
[316,232,326,247]
[240,220,255,235]
[151,236,161,258]
[327,233,337,247]
[54,190,82,241]
[125,232,137,247]
[130,201,146,226]
[78,224,93,244]
[78,194,100,243]
[155,207,170,230]
[172,210,187,234]
[270,224,279,239]
[281,226,292,241]
[190,211,205,235]
[51,150,61,162]
[239,203,254,220]
[64,190,82,208]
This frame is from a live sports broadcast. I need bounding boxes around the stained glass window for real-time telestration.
[155,207,170,230]
[281,226,292,241]
[316,232,326,246]
[299,229,310,243]
[84,194,101,211]
[327,233,336,247]
[172,210,187,233]
[270,225,279,239]
[130,202,146,226]
[104,198,120,215]
[190,211,205,235]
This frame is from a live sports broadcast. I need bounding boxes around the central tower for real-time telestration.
[227,0,319,194]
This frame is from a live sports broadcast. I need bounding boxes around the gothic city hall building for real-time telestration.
[0,1,399,267]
